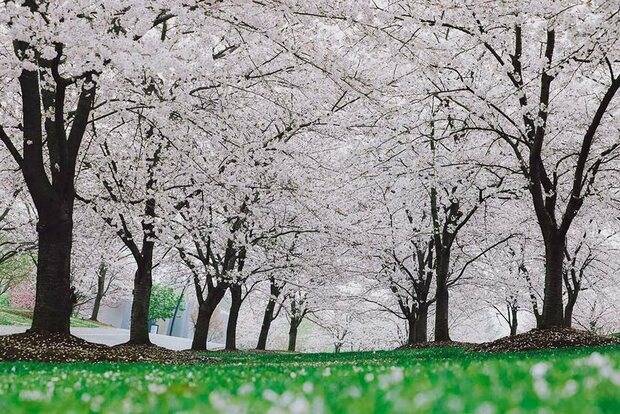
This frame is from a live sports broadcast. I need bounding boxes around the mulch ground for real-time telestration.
[398,340,475,350]
[0,332,214,364]
[475,328,620,352]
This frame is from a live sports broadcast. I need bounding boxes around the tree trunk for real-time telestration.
[406,314,416,346]
[256,296,277,350]
[192,303,216,350]
[168,283,188,336]
[225,284,242,351]
[90,293,102,322]
[29,216,73,334]
[89,263,106,322]
[288,320,299,352]
[510,307,518,336]
[563,294,577,328]
[540,236,565,328]
[128,260,153,345]
[191,286,226,351]
[413,305,428,343]
[434,246,451,342]
[434,281,450,342]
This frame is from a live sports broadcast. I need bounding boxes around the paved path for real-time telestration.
[0,326,223,350]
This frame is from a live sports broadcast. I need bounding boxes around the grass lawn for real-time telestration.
[0,346,618,413]
[0,308,106,328]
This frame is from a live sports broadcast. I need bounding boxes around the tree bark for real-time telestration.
[434,279,450,341]
[510,306,518,336]
[413,304,428,343]
[128,259,153,345]
[89,262,106,321]
[540,236,565,328]
[434,250,451,341]
[406,314,416,346]
[225,284,242,350]
[563,294,577,328]
[256,297,277,350]
[29,216,73,334]
[192,286,226,351]
[288,320,299,352]
[192,304,217,351]
[90,292,102,322]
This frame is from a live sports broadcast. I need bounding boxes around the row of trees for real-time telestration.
[0,0,618,350]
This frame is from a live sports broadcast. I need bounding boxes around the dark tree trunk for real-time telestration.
[288,320,299,352]
[225,284,242,351]
[563,294,577,328]
[191,303,217,351]
[89,263,106,322]
[334,343,342,353]
[406,315,416,346]
[90,292,102,322]
[434,251,451,342]
[434,280,450,342]
[128,260,153,345]
[413,305,428,343]
[192,286,226,351]
[256,296,277,350]
[168,283,189,336]
[1,26,99,337]
[510,306,518,336]
[540,236,565,329]
[29,216,73,334]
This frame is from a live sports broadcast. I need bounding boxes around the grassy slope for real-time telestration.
[0,346,618,413]
[0,308,106,328]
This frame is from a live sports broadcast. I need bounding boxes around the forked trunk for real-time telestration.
[29,216,74,335]
[192,286,226,351]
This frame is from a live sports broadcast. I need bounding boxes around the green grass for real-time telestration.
[0,346,618,413]
[0,308,106,328]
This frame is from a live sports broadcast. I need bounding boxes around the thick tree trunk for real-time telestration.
[413,305,428,343]
[191,286,226,351]
[434,282,450,341]
[192,303,217,350]
[288,321,299,352]
[540,237,565,329]
[225,284,242,351]
[334,342,342,353]
[406,315,416,346]
[256,297,277,350]
[128,261,153,345]
[434,245,451,342]
[29,216,73,334]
